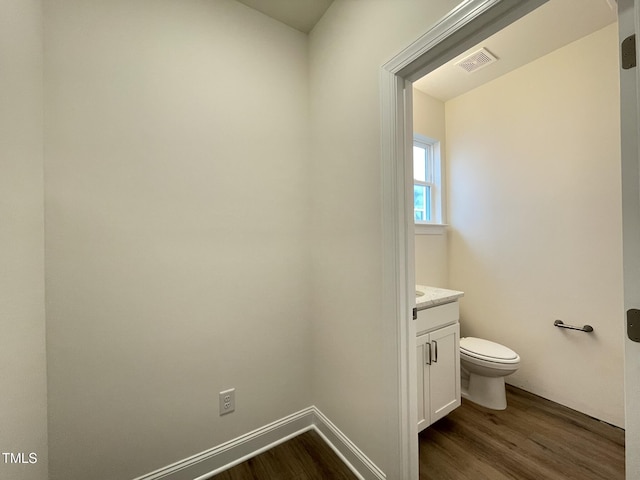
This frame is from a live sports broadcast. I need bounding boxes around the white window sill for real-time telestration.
[415,223,448,235]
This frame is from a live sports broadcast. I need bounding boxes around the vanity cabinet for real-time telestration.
[416,302,461,432]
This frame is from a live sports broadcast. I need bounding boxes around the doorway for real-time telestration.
[380,0,639,478]
[414,0,622,425]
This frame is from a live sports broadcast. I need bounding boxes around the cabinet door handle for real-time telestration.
[426,342,432,365]
[432,340,438,363]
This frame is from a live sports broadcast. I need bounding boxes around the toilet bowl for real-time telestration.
[460,337,520,410]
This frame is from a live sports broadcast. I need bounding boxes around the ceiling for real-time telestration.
[235,0,333,34]
[413,0,617,101]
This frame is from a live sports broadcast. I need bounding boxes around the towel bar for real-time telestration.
[554,320,594,333]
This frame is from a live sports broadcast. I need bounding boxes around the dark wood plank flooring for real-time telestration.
[419,384,625,480]
[214,386,624,479]
[213,429,358,480]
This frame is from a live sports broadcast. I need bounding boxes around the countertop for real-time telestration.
[415,285,464,310]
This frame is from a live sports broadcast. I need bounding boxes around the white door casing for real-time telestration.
[619,1,640,478]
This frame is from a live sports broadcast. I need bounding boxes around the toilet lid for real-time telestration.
[460,337,519,362]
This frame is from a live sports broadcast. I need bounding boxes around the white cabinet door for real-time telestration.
[429,323,460,423]
[416,323,460,431]
[416,333,430,432]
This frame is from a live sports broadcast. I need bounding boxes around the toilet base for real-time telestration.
[462,373,507,410]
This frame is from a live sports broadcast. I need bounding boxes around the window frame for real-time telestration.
[413,133,446,235]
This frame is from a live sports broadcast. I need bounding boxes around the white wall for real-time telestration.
[44,1,311,479]
[308,0,463,475]
[447,23,624,426]
[413,89,449,288]
[0,1,49,479]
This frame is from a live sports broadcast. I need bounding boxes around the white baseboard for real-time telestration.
[132,406,386,480]
[311,408,386,480]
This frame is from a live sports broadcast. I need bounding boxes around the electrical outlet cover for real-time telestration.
[219,388,235,415]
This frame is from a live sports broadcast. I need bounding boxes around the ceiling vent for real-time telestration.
[455,48,498,74]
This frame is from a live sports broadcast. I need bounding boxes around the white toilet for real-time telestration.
[459,337,520,410]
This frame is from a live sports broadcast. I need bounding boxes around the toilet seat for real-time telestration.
[460,337,520,365]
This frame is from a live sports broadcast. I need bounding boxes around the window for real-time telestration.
[413,134,444,233]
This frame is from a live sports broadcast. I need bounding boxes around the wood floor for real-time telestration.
[214,385,624,480]
[419,385,625,480]
[212,429,358,480]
